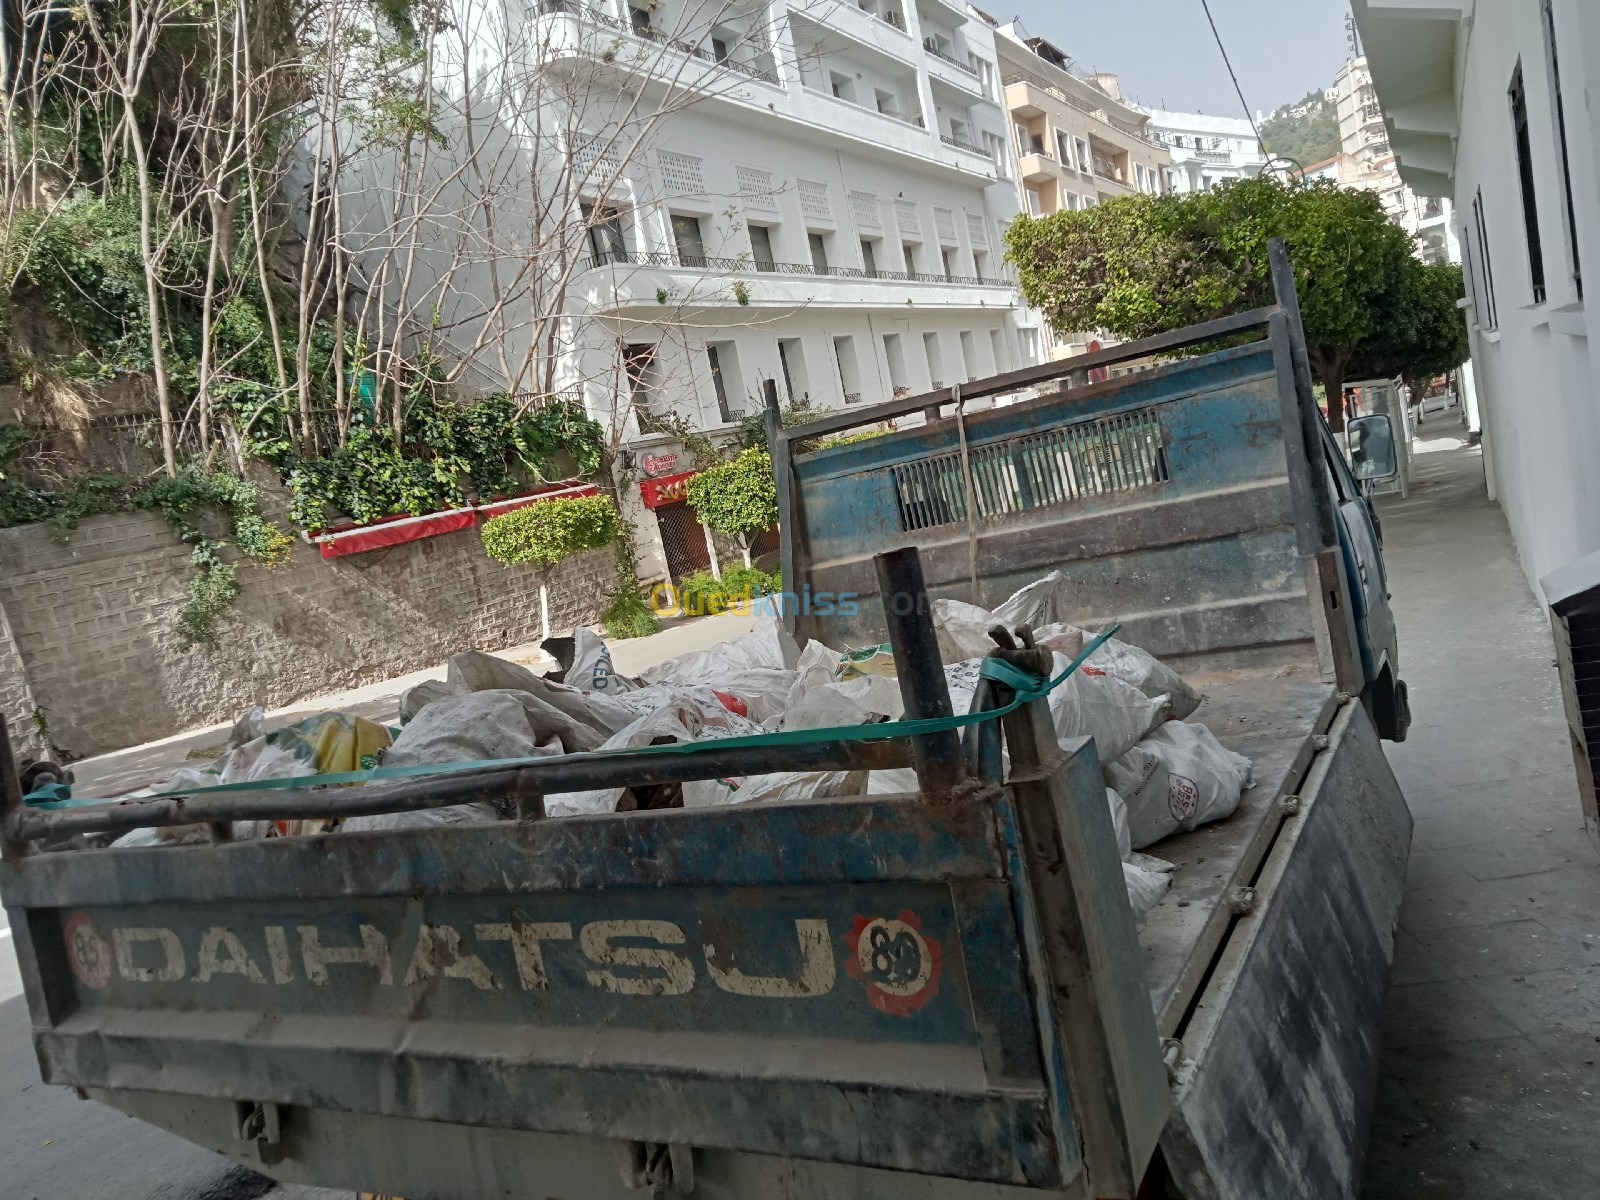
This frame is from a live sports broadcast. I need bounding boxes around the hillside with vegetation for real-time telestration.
[1260,90,1341,169]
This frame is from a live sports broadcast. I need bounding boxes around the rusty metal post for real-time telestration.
[1,715,30,859]
[874,547,965,800]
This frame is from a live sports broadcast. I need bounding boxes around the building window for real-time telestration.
[958,330,977,381]
[777,337,810,405]
[902,241,918,273]
[1507,61,1546,304]
[834,335,863,403]
[749,224,776,271]
[989,328,1007,373]
[883,333,909,395]
[1074,137,1090,172]
[941,247,955,280]
[706,343,736,424]
[860,238,879,275]
[582,202,627,265]
[1472,188,1500,331]
[1541,0,1582,300]
[1054,128,1072,163]
[922,331,945,388]
[808,231,830,273]
[624,343,659,425]
[670,213,706,266]
[983,131,1009,177]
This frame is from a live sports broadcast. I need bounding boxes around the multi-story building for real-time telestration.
[1353,0,1600,604]
[1136,109,1267,193]
[347,0,1042,582]
[990,26,1169,218]
[984,22,1168,359]
[1330,55,1455,262]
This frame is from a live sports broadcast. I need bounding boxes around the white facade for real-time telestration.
[341,0,1040,579]
[1354,0,1600,600]
[1134,108,1266,193]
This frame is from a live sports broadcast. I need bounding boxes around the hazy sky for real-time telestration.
[1000,0,1356,119]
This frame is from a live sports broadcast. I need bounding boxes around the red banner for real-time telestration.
[639,469,698,508]
[317,509,477,558]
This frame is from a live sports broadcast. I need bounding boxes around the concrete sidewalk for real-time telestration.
[1362,436,1600,1198]
[67,608,761,798]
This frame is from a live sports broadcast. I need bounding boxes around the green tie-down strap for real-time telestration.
[23,625,1121,810]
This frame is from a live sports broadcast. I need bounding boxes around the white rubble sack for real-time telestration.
[1124,852,1176,922]
[343,691,566,832]
[1106,721,1254,850]
[642,616,801,724]
[569,626,641,695]
[1035,624,1202,720]
[1045,653,1170,765]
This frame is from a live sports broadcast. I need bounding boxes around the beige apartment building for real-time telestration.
[989,24,1170,218]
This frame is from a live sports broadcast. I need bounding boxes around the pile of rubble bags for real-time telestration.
[105,570,1252,923]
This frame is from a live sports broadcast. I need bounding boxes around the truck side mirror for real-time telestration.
[1347,414,1399,482]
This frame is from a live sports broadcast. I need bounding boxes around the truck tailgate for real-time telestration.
[4,791,1072,1187]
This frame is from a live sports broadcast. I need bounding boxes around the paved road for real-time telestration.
[1361,435,1600,1197]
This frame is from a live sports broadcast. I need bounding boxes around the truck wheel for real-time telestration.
[1364,670,1410,742]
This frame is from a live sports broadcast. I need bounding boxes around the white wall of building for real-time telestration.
[1134,108,1265,193]
[1356,0,1600,600]
[332,0,1042,577]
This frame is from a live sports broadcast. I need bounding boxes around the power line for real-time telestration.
[1198,0,1265,151]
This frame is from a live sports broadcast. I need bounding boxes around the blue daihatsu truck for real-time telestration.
[0,240,1410,1200]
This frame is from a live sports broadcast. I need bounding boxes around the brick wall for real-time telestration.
[0,512,616,759]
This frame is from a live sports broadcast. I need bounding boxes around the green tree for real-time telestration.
[685,448,778,568]
[1004,176,1468,430]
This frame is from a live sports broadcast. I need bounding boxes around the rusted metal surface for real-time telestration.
[1160,700,1411,1200]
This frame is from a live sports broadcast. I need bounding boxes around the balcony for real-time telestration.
[1019,151,1057,182]
[572,248,1013,313]
[939,132,989,158]
[537,1,779,85]
[923,38,977,76]
[578,248,1004,286]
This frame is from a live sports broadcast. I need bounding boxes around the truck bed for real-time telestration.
[1134,667,1338,1034]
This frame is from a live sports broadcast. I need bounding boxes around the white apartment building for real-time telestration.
[1353,0,1600,602]
[1331,55,1455,263]
[1135,108,1267,193]
[343,0,1039,581]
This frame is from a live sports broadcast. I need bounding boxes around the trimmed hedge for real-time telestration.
[480,493,618,566]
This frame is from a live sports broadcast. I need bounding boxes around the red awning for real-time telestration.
[306,480,600,559]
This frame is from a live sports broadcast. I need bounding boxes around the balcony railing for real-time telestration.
[940,132,987,156]
[539,0,779,84]
[575,248,1009,288]
[923,38,979,77]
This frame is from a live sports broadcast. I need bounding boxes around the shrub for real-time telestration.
[480,493,618,566]
[602,586,662,639]
[676,564,779,615]
[685,448,778,567]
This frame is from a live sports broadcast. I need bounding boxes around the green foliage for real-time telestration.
[735,400,821,452]
[1260,92,1340,170]
[287,397,605,530]
[0,423,36,480]
[685,448,778,541]
[133,468,293,648]
[0,473,128,538]
[602,586,663,639]
[814,428,887,452]
[1004,176,1467,424]
[676,565,780,615]
[480,494,619,566]
[732,281,751,306]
